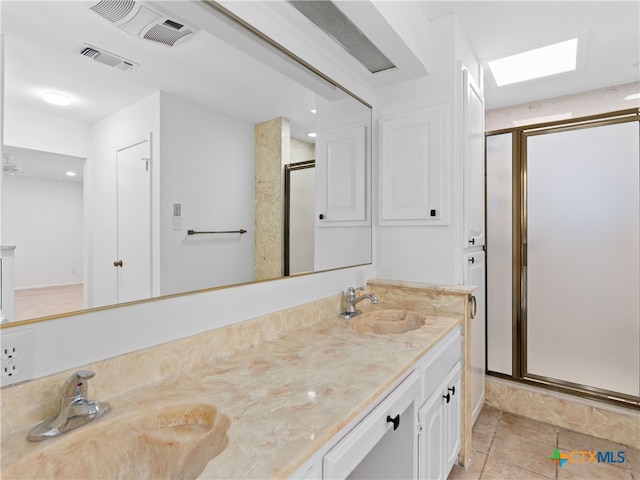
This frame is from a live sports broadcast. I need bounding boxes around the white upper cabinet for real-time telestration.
[315,125,367,225]
[379,105,449,225]
[462,69,485,248]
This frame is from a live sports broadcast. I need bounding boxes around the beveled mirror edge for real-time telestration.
[0,262,373,330]
[1,0,374,329]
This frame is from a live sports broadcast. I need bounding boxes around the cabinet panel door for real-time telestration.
[323,371,419,479]
[443,363,462,473]
[316,125,366,224]
[462,69,485,248]
[418,389,444,480]
[379,106,448,225]
[464,251,486,424]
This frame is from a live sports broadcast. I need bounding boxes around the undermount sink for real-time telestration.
[4,403,230,480]
[350,309,426,334]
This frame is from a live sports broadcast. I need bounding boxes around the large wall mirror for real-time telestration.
[1,0,372,324]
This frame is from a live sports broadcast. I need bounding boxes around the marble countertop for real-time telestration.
[2,310,461,479]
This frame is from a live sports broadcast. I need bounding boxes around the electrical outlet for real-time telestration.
[355,268,365,289]
[0,328,35,387]
[2,363,21,378]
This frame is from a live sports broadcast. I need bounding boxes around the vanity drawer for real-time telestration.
[419,327,461,402]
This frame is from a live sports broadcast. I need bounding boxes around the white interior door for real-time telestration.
[116,137,151,303]
[525,121,640,397]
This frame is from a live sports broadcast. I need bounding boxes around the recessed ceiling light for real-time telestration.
[307,132,317,138]
[488,38,578,87]
[625,93,640,101]
[43,92,71,106]
[66,171,77,177]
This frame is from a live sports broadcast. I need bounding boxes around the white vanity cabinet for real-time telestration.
[418,364,461,480]
[416,328,462,480]
[323,370,420,479]
[288,328,462,480]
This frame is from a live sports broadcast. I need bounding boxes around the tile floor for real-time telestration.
[449,406,640,480]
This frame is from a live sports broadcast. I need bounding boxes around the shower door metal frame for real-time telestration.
[486,108,640,409]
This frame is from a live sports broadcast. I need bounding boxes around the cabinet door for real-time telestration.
[462,69,485,248]
[323,371,420,479]
[316,125,366,224]
[443,363,462,473]
[418,387,444,480]
[379,105,449,225]
[464,251,486,424]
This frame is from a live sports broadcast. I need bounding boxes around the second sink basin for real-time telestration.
[350,309,426,334]
[4,403,230,480]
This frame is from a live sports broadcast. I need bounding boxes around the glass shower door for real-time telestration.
[525,120,640,397]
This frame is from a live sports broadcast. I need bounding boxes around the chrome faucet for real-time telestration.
[340,286,378,319]
[28,370,111,441]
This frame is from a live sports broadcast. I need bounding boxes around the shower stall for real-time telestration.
[486,109,640,406]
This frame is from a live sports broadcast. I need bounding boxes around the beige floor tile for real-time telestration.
[498,412,558,446]
[489,428,557,478]
[559,428,627,470]
[481,456,553,480]
[625,446,640,470]
[448,452,487,480]
[558,427,625,453]
[556,458,632,480]
[473,421,497,455]
[476,406,502,428]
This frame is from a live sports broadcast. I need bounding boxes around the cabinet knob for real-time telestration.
[319,214,324,220]
[468,257,475,264]
[386,414,400,431]
[448,386,456,396]
[113,260,123,267]
[468,238,475,245]
[443,392,451,404]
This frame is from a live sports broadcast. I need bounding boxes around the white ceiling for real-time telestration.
[2,0,639,181]
[419,1,640,109]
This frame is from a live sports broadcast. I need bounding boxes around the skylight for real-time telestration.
[488,38,578,87]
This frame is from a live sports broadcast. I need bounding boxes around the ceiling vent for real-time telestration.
[86,1,195,47]
[75,43,139,71]
[288,0,395,74]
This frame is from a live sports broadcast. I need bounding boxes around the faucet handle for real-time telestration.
[61,370,96,399]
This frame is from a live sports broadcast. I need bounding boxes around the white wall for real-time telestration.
[3,105,90,159]
[3,175,83,288]
[159,92,255,295]
[87,93,160,308]
[375,15,476,285]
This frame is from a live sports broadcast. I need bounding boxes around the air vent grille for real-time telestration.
[288,0,395,73]
[89,0,135,23]
[143,24,193,47]
[80,47,100,58]
[75,43,138,71]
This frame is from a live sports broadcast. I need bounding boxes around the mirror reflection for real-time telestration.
[1,1,372,324]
